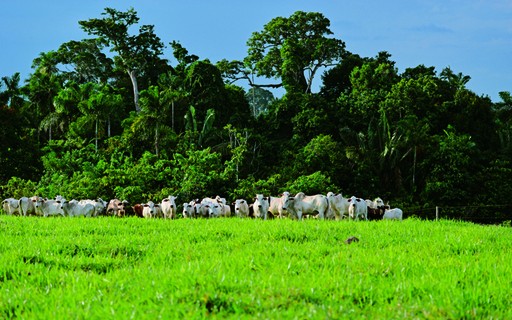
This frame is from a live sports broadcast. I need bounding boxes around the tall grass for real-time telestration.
[0,216,510,319]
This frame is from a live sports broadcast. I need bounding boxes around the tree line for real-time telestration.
[1,8,511,212]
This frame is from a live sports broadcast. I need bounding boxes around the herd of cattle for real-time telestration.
[1,192,403,221]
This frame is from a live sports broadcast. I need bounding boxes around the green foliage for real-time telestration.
[169,149,225,201]
[0,177,37,200]
[245,87,274,117]
[286,171,337,195]
[423,126,478,205]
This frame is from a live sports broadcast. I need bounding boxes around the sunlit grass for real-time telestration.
[0,216,510,318]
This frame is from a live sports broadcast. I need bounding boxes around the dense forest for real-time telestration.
[1,8,512,212]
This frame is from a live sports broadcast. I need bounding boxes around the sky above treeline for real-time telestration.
[1,0,510,101]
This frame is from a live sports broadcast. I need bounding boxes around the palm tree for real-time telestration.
[0,73,25,109]
[131,86,172,156]
[440,67,471,90]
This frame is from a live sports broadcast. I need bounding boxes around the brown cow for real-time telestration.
[132,204,144,218]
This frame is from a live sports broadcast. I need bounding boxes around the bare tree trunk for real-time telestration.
[128,70,140,112]
[108,116,111,137]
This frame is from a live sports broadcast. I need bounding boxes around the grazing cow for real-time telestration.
[61,200,95,217]
[132,204,144,218]
[161,196,177,219]
[253,194,270,219]
[182,202,196,218]
[19,196,38,216]
[268,192,293,219]
[2,198,21,215]
[33,198,65,217]
[383,208,403,220]
[347,196,367,221]
[326,192,349,220]
[288,192,329,220]
[233,199,250,218]
[142,201,162,218]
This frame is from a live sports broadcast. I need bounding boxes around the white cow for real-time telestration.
[79,198,108,217]
[142,201,162,218]
[61,200,95,217]
[347,196,367,221]
[233,199,250,218]
[182,202,196,218]
[220,202,231,217]
[33,198,65,217]
[383,208,403,220]
[289,192,329,220]
[253,194,270,219]
[19,196,38,216]
[196,199,211,218]
[161,195,177,219]
[326,192,349,220]
[268,192,293,219]
[191,200,204,218]
[200,198,219,218]
[2,198,20,215]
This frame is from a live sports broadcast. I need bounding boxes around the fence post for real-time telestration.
[436,206,439,221]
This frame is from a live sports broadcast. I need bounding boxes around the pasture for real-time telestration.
[0,216,510,319]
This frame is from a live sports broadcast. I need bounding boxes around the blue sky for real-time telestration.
[1,0,510,101]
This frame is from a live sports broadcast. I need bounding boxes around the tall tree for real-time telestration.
[244,11,346,94]
[0,73,25,109]
[495,91,512,155]
[79,7,165,112]
[25,51,64,142]
[56,39,114,84]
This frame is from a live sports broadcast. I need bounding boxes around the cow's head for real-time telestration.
[280,192,292,210]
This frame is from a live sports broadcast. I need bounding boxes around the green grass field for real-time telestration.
[0,216,510,319]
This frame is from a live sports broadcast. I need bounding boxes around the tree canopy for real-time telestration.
[0,8,510,219]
